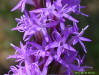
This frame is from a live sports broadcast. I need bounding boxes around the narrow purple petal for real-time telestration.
[79,40,87,53]
[63,13,79,23]
[79,37,92,42]
[45,41,58,50]
[63,44,76,52]
[11,0,23,12]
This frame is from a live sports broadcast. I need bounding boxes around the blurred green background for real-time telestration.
[0,0,99,75]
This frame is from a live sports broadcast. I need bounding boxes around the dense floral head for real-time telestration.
[5,0,92,75]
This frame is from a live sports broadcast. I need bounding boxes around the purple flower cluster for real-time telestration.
[5,0,92,75]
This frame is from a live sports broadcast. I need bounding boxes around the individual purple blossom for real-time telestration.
[70,25,92,53]
[12,12,51,42]
[45,30,76,59]
[5,0,92,75]
[31,0,79,23]
[6,41,52,75]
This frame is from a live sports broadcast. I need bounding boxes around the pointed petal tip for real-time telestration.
[84,25,89,30]
[80,37,92,42]
[11,9,14,12]
[10,43,15,47]
[11,28,17,31]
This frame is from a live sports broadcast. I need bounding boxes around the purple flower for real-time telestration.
[6,40,54,75]
[45,30,76,59]
[71,25,92,53]
[31,0,79,24]
[12,13,49,42]
[5,0,92,75]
